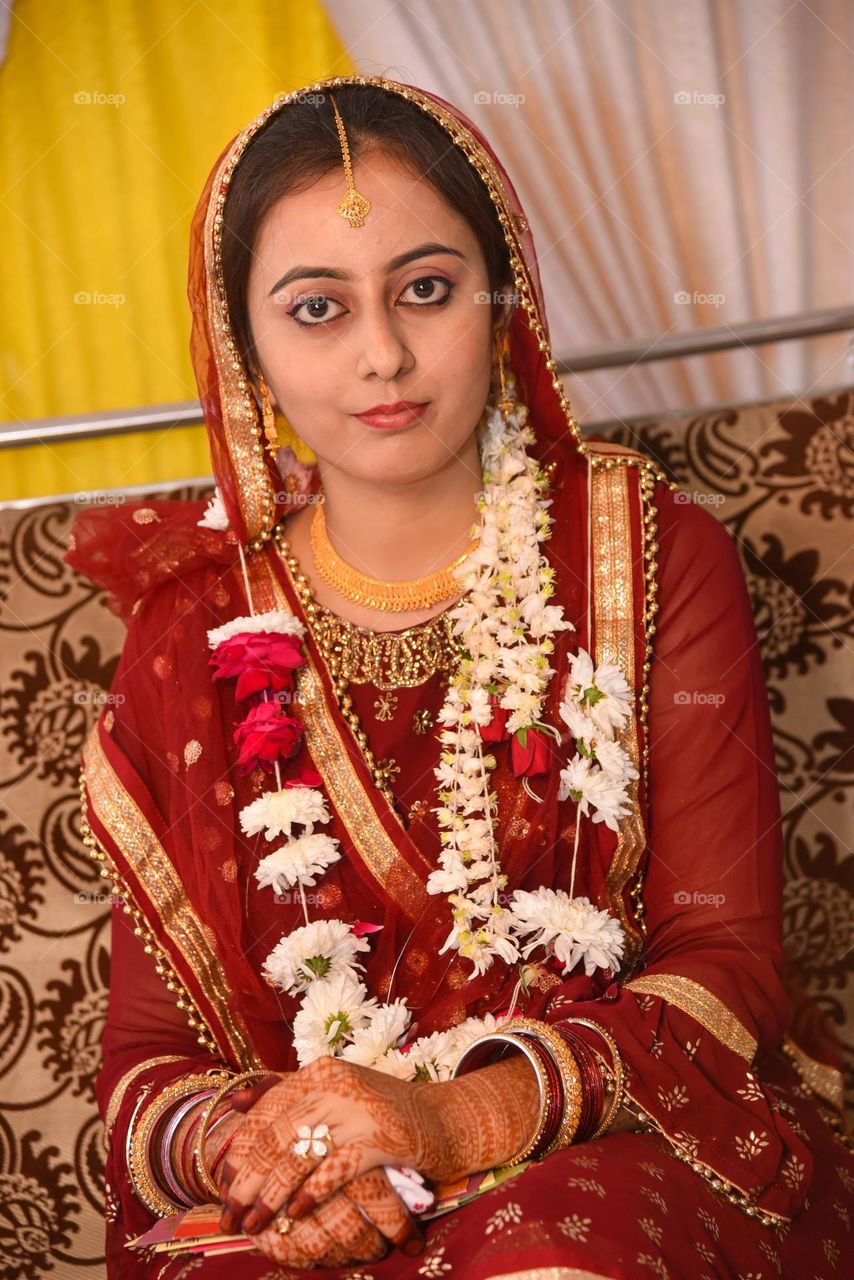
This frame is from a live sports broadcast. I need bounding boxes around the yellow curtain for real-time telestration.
[0,0,351,501]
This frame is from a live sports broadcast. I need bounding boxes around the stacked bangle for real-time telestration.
[558,1018,624,1141]
[128,1072,230,1217]
[450,1015,590,1166]
[193,1071,269,1200]
[501,1018,584,1156]
[556,1018,625,1140]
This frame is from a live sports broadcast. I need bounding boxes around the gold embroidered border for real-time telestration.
[782,1033,844,1111]
[625,973,757,1062]
[591,459,647,968]
[103,1054,185,1150]
[83,727,262,1072]
[250,554,431,921]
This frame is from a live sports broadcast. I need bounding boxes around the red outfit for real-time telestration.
[66,74,852,1279]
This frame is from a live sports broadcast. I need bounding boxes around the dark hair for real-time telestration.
[220,84,513,377]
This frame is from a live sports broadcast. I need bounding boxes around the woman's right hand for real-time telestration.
[248,1167,423,1267]
[224,1075,425,1264]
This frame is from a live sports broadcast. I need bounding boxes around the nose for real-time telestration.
[353,300,414,382]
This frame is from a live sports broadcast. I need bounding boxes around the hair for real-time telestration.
[219,84,514,378]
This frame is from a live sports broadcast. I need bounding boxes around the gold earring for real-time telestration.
[256,370,279,456]
[496,333,514,422]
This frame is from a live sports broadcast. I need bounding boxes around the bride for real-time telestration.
[68,76,852,1277]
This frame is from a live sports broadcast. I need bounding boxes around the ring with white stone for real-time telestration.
[291,1122,333,1161]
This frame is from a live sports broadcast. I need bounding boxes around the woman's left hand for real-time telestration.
[219,1056,441,1238]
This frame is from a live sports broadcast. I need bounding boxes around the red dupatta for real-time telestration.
[67,77,846,1253]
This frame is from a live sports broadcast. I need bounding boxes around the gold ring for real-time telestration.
[274,1213,293,1235]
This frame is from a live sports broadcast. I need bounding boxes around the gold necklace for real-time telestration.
[310,498,479,612]
[274,526,464,812]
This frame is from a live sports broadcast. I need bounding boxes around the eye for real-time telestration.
[288,294,346,328]
[399,275,454,306]
[287,276,454,329]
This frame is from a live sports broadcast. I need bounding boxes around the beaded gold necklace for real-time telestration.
[274,525,466,811]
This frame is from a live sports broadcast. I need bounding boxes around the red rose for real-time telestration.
[211,632,305,702]
[480,693,510,743]
[233,701,303,774]
[509,726,550,777]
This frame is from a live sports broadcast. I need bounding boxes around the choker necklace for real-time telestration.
[309,496,480,612]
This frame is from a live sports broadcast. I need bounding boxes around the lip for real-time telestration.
[353,400,430,430]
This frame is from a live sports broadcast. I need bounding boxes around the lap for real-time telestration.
[150,1084,854,1280]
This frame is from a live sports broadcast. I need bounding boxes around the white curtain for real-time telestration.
[324,0,854,425]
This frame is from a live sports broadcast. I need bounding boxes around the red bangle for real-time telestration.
[519,1034,563,1159]
[210,1128,238,1182]
[555,1027,605,1142]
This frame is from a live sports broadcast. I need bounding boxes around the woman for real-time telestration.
[67,76,852,1278]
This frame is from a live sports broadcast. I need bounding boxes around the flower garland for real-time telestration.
[201,390,636,1079]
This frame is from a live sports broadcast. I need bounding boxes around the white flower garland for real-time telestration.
[206,391,637,1076]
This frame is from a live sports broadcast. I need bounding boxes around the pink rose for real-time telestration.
[233,701,303,775]
[211,631,305,702]
[509,727,551,777]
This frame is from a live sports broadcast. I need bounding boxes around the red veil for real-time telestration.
[67,76,851,1279]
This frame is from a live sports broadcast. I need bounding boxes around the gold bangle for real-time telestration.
[450,1030,553,1169]
[559,1017,625,1139]
[129,1072,229,1217]
[194,1070,269,1199]
[501,1018,584,1155]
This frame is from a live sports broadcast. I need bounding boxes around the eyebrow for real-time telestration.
[267,242,467,296]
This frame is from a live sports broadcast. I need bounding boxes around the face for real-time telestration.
[245,148,507,489]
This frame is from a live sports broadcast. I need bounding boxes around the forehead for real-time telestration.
[250,149,481,285]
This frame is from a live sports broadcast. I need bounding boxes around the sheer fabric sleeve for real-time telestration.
[538,481,811,1223]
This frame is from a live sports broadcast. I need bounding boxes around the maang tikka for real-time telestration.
[327,91,371,228]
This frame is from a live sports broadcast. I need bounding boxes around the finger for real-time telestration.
[221,1119,312,1233]
[256,1192,387,1268]
[229,1073,281,1112]
[286,1142,366,1220]
[304,1189,387,1263]
[344,1168,425,1255]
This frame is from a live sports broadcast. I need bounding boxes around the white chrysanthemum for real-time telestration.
[291,973,378,1067]
[239,787,330,842]
[448,1011,510,1060]
[564,649,633,737]
[394,1028,461,1082]
[510,887,625,977]
[262,919,370,996]
[255,833,342,893]
[340,1000,412,1067]
[207,609,304,650]
[197,486,229,530]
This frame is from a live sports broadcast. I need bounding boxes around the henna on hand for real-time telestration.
[251,1181,391,1266]
[219,1049,540,1238]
